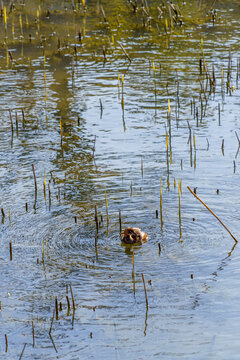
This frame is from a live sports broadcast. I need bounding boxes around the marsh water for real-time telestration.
[1,0,240,358]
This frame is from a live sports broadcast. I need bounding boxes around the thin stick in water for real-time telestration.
[32,164,37,195]
[49,308,55,335]
[5,334,8,352]
[19,343,27,360]
[66,295,71,316]
[187,186,238,243]
[49,333,58,353]
[119,210,122,233]
[95,205,99,233]
[32,321,35,347]
[9,242,12,261]
[119,42,132,62]
[55,296,59,321]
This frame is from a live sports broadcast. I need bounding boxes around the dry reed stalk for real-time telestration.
[187,186,237,243]
[119,42,132,62]
[19,343,27,360]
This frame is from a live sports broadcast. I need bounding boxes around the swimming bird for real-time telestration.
[121,227,148,244]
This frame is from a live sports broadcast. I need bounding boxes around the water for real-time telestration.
[1,0,240,358]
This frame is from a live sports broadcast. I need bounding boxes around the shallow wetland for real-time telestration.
[1,0,240,359]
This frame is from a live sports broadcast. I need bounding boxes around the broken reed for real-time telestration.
[187,186,237,243]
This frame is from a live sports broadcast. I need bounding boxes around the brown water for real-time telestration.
[1,1,240,358]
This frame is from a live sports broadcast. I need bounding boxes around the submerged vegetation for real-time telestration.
[0,0,240,358]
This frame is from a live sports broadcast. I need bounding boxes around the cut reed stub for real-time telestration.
[121,227,148,244]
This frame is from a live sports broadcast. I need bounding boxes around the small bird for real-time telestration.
[121,227,148,244]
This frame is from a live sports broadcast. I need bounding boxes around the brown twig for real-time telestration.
[187,186,238,243]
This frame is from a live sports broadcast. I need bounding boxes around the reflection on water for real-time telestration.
[1,0,240,358]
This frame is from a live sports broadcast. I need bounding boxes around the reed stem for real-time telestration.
[187,186,238,243]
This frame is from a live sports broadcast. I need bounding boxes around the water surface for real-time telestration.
[1,1,240,358]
